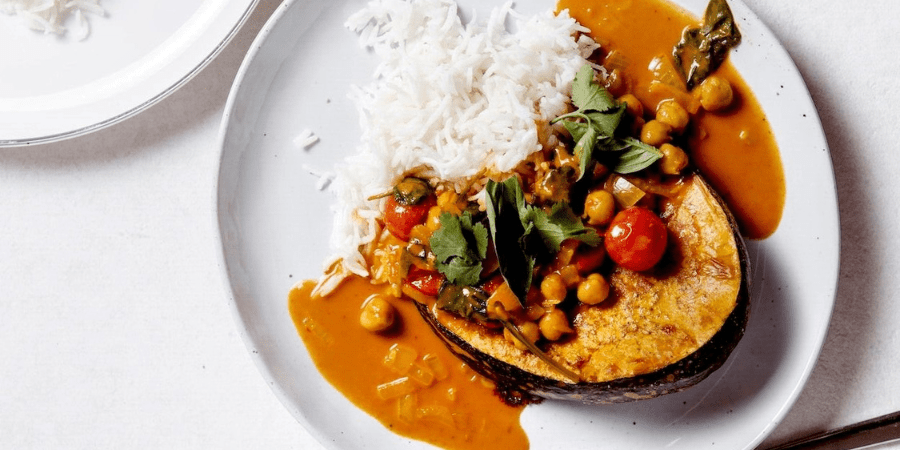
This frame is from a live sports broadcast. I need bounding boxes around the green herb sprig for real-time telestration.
[673,0,741,89]
[430,211,489,286]
[486,177,600,305]
[551,64,662,177]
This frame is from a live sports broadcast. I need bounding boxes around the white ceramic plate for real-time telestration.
[0,0,258,146]
[215,0,839,448]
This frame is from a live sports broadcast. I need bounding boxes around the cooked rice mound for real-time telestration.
[330,0,599,276]
[1,0,105,40]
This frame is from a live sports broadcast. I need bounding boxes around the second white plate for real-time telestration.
[0,0,258,146]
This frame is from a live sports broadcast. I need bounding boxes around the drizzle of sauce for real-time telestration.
[558,0,786,239]
[289,277,529,450]
[289,1,787,449]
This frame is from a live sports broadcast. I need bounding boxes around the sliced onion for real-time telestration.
[610,175,646,208]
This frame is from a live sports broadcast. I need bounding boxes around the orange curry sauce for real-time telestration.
[289,1,785,449]
[558,0,785,239]
[290,278,529,450]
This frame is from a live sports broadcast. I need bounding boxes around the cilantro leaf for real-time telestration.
[552,64,664,179]
[431,211,488,286]
[439,257,484,287]
[562,119,589,143]
[585,105,626,137]
[571,64,617,112]
[572,123,598,182]
[521,202,601,252]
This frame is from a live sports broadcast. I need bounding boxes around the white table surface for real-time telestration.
[1,0,897,449]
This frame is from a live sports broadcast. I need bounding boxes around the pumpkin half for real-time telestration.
[415,174,750,404]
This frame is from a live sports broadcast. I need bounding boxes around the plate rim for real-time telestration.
[213,0,841,448]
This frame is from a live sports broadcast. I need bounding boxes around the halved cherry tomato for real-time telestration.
[405,266,444,296]
[384,193,436,241]
[604,206,667,272]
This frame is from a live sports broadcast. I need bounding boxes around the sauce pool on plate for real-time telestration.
[289,277,529,450]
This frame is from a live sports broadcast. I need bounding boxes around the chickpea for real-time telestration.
[504,322,541,351]
[618,94,644,118]
[539,308,574,341]
[584,189,616,226]
[557,265,582,288]
[698,75,734,112]
[540,272,567,303]
[359,294,396,332]
[577,273,610,305]
[659,143,689,175]
[526,305,546,321]
[655,99,690,134]
[640,120,672,147]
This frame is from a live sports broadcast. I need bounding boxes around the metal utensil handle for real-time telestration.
[762,410,900,450]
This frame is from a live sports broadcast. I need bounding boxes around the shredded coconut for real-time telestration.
[1,0,105,40]
[328,0,598,276]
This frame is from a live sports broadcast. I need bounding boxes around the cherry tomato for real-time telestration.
[405,266,444,296]
[384,194,436,241]
[604,207,667,272]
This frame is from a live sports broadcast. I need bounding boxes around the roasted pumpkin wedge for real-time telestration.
[414,174,750,404]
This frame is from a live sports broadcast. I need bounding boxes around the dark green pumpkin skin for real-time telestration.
[415,175,751,405]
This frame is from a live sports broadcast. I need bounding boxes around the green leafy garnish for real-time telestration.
[673,0,741,89]
[552,65,662,177]
[599,137,663,174]
[570,64,618,112]
[485,177,600,305]
[521,202,601,253]
[486,178,535,304]
[431,211,489,286]
[393,177,433,205]
[436,284,491,324]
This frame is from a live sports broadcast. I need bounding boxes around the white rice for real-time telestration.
[329,0,598,276]
[293,129,319,149]
[1,0,105,40]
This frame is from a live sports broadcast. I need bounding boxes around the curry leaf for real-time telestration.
[436,284,491,324]
[485,177,601,304]
[673,0,741,89]
[486,178,534,304]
